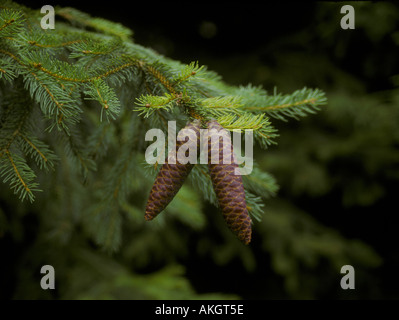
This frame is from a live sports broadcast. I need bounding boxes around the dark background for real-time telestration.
[2,0,399,300]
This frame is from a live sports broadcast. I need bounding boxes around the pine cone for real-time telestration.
[207,119,252,245]
[145,119,201,221]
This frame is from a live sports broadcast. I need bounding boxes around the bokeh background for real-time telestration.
[1,1,399,299]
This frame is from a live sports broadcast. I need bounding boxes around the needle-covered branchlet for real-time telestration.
[145,119,201,221]
[207,120,252,245]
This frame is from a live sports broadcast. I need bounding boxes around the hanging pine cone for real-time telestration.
[207,119,252,245]
[145,119,201,221]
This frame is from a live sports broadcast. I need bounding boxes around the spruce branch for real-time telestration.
[69,38,122,59]
[59,126,97,181]
[0,1,327,248]
[172,61,205,85]
[23,71,81,132]
[0,8,24,37]
[217,112,277,148]
[56,7,133,40]
[242,166,279,199]
[17,133,58,171]
[0,150,40,202]
[84,79,121,122]
[240,86,327,121]
[135,92,179,117]
[245,191,265,222]
[0,56,16,82]
[144,62,178,95]
[199,96,243,117]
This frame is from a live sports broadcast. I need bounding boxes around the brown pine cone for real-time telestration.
[207,119,252,245]
[145,119,201,221]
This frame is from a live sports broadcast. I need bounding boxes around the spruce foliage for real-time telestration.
[0,0,326,248]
